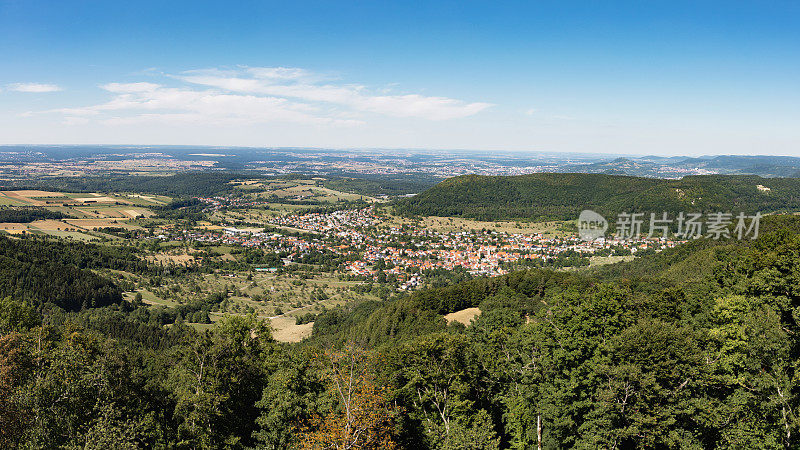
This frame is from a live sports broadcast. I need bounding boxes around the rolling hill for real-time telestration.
[395,173,800,221]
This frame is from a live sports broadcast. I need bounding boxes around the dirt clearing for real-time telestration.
[444,307,481,326]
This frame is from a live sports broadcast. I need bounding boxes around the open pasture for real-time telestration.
[119,193,170,206]
[0,192,28,206]
[38,230,99,241]
[73,205,152,219]
[1,190,52,206]
[0,222,30,233]
[269,316,313,343]
[28,219,78,231]
[64,218,144,230]
[444,307,482,325]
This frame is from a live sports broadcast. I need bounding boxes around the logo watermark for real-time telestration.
[578,209,609,241]
[577,210,761,241]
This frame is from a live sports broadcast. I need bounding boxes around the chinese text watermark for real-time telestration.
[578,210,761,241]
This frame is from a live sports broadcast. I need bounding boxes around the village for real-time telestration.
[147,203,682,291]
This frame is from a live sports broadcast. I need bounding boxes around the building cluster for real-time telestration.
[148,206,681,290]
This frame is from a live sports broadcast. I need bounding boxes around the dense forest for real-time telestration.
[321,174,440,197]
[396,173,800,221]
[0,235,150,311]
[4,216,800,447]
[0,206,71,223]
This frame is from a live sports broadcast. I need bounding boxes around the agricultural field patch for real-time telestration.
[72,196,125,203]
[0,222,30,233]
[64,218,144,230]
[28,219,78,231]
[38,230,100,241]
[0,192,27,205]
[121,193,170,205]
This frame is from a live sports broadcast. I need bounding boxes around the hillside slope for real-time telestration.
[396,173,800,221]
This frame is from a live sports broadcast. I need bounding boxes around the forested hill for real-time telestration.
[5,216,800,447]
[0,235,159,311]
[395,173,800,221]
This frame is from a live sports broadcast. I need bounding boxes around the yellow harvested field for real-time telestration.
[73,196,122,203]
[444,307,481,325]
[123,209,144,218]
[126,194,166,205]
[73,208,100,217]
[29,219,80,231]
[64,218,143,230]
[0,223,30,233]
[70,206,147,218]
[269,316,314,343]
[2,190,64,197]
[3,192,45,206]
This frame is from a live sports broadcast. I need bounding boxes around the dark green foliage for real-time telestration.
[322,175,440,197]
[7,215,800,448]
[0,236,125,310]
[411,268,590,314]
[0,297,41,333]
[152,198,206,220]
[0,206,70,223]
[397,173,800,221]
[295,312,317,325]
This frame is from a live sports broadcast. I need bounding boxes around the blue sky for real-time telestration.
[1,0,799,155]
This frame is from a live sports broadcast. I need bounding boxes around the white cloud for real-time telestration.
[178,67,493,120]
[62,116,90,126]
[38,66,491,127]
[8,83,62,93]
[49,83,361,127]
[101,82,161,93]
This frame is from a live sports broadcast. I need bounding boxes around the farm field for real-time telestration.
[0,190,162,216]
[231,178,375,203]
[0,189,160,239]
[64,218,145,230]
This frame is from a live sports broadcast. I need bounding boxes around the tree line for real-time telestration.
[0,207,71,223]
